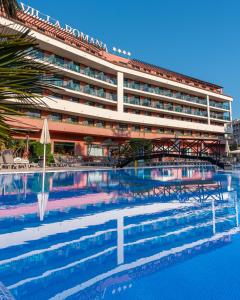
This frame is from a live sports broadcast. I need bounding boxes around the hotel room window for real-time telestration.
[55,55,64,67]
[26,109,41,118]
[96,121,105,128]
[52,93,63,100]
[65,115,79,124]
[53,76,64,87]
[71,97,79,103]
[84,119,94,126]
[48,113,62,122]
[144,127,152,133]
[132,125,140,132]
[118,123,128,130]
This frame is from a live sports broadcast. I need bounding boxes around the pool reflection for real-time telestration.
[0,167,239,299]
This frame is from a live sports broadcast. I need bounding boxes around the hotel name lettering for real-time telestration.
[20,3,108,52]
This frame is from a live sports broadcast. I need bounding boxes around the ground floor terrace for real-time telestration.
[8,116,226,159]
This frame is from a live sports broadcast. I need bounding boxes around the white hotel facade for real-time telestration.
[0,4,233,156]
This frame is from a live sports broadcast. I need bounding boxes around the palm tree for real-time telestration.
[0,0,19,18]
[0,27,53,142]
[102,138,115,157]
[84,136,94,157]
[0,1,53,143]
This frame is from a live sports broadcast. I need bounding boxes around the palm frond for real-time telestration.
[0,0,19,18]
[0,25,54,142]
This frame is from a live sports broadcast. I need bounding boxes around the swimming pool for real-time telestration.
[0,167,240,299]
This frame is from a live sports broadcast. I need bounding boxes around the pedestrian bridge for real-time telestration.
[110,138,226,168]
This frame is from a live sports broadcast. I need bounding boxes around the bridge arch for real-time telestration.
[110,138,225,168]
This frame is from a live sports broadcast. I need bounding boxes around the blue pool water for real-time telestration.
[0,167,240,299]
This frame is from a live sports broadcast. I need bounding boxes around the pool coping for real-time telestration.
[0,164,216,175]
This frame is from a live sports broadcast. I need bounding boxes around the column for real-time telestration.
[50,141,54,154]
[229,101,233,122]
[207,95,210,125]
[117,72,124,113]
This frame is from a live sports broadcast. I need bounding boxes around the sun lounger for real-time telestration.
[14,157,38,168]
[0,155,5,169]
[2,150,18,169]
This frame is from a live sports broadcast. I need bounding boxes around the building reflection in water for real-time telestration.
[0,167,239,299]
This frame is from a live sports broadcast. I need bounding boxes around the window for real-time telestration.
[34,49,44,60]
[132,125,140,132]
[142,98,151,107]
[72,80,80,91]
[118,123,128,130]
[65,115,78,124]
[143,111,151,116]
[88,145,104,157]
[144,127,152,133]
[69,61,80,72]
[52,93,63,99]
[85,101,94,106]
[157,128,164,133]
[48,113,61,122]
[53,76,64,87]
[55,55,64,67]
[71,97,79,103]
[26,109,41,118]
[84,119,94,126]
[96,120,105,128]
[96,103,105,108]
[54,142,75,155]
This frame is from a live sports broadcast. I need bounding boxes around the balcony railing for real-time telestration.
[34,51,117,85]
[53,79,117,101]
[124,97,208,117]
[210,113,230,121]
[209,101,230,110]
[124,81,207,106]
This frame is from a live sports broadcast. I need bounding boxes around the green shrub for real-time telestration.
[30,141,52,164]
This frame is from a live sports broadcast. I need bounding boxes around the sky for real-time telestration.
[23,0,239,118]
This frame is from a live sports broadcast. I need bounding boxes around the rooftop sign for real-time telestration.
[20,2,108,52]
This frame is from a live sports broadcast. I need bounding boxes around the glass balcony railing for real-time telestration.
[210,113,230,121]
[53,79,117,101]
[209,101,230,110]
[124,81,207,106]
[124,97,208,117]
[38,53,117,85]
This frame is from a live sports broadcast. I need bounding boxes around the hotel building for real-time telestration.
[231,119,240,146]
[0,4,233,157]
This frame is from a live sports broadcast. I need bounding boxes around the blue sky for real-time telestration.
[24,0,239,118]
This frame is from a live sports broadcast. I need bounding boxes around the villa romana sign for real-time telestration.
[20,2,108,52]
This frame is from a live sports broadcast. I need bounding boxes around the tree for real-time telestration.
[0,27,52,143]
[102,138,115,157]
[0,0,19,18]
[83,136,94,156]
[128,138,152,156]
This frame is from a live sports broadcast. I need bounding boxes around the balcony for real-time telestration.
[210,113,230,121]
[124,97,208,118]
[124,81,207,106]
[34,51,117,85]
[209,101,230,110]
[53,79,117,102]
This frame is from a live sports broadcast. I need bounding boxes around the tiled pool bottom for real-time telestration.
[0,167,240,299]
